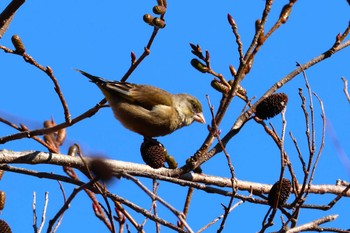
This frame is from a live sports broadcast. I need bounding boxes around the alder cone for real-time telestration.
[268,178,292,209]
[0,191,5,210]
[0,219,12,233]
[140,139,166,169]
[255,93,288,120]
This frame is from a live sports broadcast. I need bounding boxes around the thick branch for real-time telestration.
[1,150,350,197]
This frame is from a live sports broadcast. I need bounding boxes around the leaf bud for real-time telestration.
[244,56,254,74]
[152,17,166,28]
[130,51,137,64]
[56,128,66,146]
[165,154,178,169]
[211,80,230,94]
[279,4,292,24]
[191,58,208,73]
[257,32,265,45]
[229,65,237,77]
[143,14,154,25]
[152,5,166,15]
[236,85,247,99]
[227,13,236,27]
[68,144,79,157]
[11,34,25,54]
[255,19,262,32]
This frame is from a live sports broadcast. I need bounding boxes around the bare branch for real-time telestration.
[0,0,25,38]
[197,200,244,233]
[0,98,106,144]
[47,178,98,233]
[2,150,350,198]
[122,172,194,233]
[285,215,338,233]
[33,192,38,232]
[38,192,49,233]
[341,77,350,103]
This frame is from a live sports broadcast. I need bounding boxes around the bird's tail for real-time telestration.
[75,69,106,84]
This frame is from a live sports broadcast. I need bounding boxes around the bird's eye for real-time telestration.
[190,100,201,113]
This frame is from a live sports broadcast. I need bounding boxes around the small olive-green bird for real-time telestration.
[76,69,205,138]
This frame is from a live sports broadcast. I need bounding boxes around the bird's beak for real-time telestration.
[194,112,206,124]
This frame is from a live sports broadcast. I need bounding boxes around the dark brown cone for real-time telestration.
[255,93,288,120]
[0,191,5,210]
[0,219,12,233]
[140,139,166,169]
[268,178,292,209]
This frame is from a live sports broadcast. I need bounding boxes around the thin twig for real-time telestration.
[141,179,159,229]
[120,23,162,82]
[261,108,289,233]
[0,117,58,152]
[289,132,305,174]
[308,93,326,187]
[106,191,187,233]
[47,178,97,233]
[227,13,244,62]
[64,146,114,232]
[153,179,160,233]
[297,62,316,154]
[285,215,338,233]
[38,192,49,233]
[263,2,296,45]
[244,0,273,60]
[205,94,237,232]
[52,181,66,233]
[326,184,350,210]
[33,192,38,232]
[341,77,350,103]
[122,172,194,233]
[197,200,244,233]
[0,98,106,144]
[180,186,194,231]
[0,46,71,123]
[192,38,350,171]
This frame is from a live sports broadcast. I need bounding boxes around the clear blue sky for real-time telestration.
[0,1,349,232]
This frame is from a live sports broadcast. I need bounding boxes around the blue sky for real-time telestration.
[0,1,350,232]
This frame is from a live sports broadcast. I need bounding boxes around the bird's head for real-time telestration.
[174,94,205,127]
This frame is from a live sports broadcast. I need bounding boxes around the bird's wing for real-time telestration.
[75,69,174,110]
[105,83,174,110]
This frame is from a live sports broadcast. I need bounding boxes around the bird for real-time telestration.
[76,69,205,138]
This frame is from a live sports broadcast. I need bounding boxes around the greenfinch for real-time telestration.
[76,69,205,138]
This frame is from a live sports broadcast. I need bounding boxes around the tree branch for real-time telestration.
[1,150,350,198]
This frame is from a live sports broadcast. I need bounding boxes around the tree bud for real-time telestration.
[11,34,25,54]
[152,5,166,15]
[211,80,230,94]
[143,14,154,25]
[279,4,292,24]
[191,59,208,73]
[152,17,166,28]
